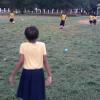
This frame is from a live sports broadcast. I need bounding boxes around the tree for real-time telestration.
[15,0,32,13]
[0,0,100,14]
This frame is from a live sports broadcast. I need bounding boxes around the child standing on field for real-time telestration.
[89,15,93,25]
[9,26,52,100]
[9,11,15,23]
[59,13,67,29]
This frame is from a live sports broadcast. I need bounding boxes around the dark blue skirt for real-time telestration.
[60,20,65,26]
[16,68,45,100]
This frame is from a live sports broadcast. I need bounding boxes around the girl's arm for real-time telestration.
[43,55,52,86]
[43,55,52,77]
[9,54,24,85]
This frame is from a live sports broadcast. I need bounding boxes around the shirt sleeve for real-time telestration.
[43,43,47,55]
[19,44,24,54]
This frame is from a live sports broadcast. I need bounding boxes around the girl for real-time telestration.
[9,26,52,100]
[59,13,67,29]
[9,11,15,23]
[89,15,93,25]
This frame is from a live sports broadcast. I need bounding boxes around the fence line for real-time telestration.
[0,8,88,16]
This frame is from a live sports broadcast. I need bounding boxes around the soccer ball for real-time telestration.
[12,21,15,24]
[64,48,68,52]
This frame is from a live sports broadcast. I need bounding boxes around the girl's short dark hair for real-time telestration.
[24,26,39,41]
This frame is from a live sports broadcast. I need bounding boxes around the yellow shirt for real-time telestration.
[60,14,67,21]
[92,16,96,20]
[19,41,47,69]
[9,13,15,19]
[89,15,93,21]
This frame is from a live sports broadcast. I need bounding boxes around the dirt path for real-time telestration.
[78,19,100,25]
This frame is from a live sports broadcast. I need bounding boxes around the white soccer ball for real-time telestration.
[64,48,68,53]
[12,21,15,24]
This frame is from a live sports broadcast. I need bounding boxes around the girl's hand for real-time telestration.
[8,75,16,86]
[45,76,53,87]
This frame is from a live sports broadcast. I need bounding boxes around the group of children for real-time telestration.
[59,13,97,28]
[8,11,98,100]
[9,11,97,27]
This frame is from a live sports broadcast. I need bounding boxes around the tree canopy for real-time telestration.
[0,0,100,12]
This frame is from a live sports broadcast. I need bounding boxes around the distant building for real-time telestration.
[97,4,100,16]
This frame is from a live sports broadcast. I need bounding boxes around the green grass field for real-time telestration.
[0,15,100,100]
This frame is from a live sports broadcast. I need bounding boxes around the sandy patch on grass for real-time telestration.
[79,19,100,25]
[78,19,89,25]
[0,15,8,19]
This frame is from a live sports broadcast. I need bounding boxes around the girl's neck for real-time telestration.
[29,40,37,43]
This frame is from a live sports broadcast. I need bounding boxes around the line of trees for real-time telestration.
[0,0,100,13]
